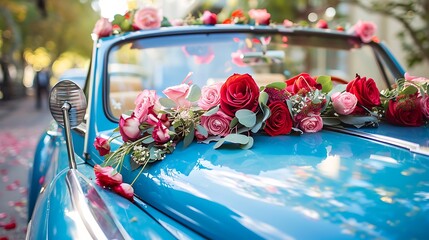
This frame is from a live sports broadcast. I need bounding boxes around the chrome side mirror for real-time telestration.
[49,80,87,169]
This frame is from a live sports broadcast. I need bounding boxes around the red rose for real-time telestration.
[385,96,424,127]
[220,73,260,117]
[285,73,322,94]
[346,74,380,114]
[264,101,293,136]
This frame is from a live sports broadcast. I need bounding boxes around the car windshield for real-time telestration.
[107,32,392,119]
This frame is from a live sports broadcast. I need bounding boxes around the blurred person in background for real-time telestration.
[33,67,51,109]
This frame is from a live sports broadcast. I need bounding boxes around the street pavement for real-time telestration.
[0,96,52,239]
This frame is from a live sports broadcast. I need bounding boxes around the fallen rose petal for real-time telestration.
[0,213,7,219]
[39,176,45,185]
[3,221,16,230]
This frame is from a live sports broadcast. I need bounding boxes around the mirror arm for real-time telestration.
[62,102,77,169]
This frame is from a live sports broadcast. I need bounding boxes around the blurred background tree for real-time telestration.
[0,0,97,100]
[348,0,429,68]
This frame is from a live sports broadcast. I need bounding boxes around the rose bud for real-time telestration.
[94,165,123,187]
[93,18,113,38]
[113,183,134,201]
[202,10,217,25]
[93,136,110,156]
[119,114,141,142]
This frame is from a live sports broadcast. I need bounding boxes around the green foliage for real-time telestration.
[317,75,333,93]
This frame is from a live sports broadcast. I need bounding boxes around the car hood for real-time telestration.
[120,129,429,239]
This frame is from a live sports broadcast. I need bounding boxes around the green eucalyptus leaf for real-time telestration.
[186,84,201,102]
[142,136,154,144]
[161,17,172,27]
[229,117,238,128]
[265,82,286,90]
[400,85,418,95]
[159,97,177,108]
[130,158,141,171]
[317,75,333,93]
[196,124,208,137]
[213,138,225,149]
[223,134,250,144]
[286,100,294,117]
[327,84,347,98]
[240,136,254,150]
[322,117,341,126]
[236,109,256,128]
[338,115,379,128]
[258,91,269,105]
[202,105,219,116]
[183,123,195,148]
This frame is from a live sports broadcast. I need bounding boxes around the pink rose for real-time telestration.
[299,113,323,133]
[93,136,110,156]
[113,183,134,201]
[134,90,158,123]
[119,114,141,142]
[93,18,113,38]
[198,82,223,110]
[202,10,217,25]
[94,165,122,187]
[404,72,429,84]
[352,20,376,43]
[248,9,270,25]
[283,19,293,28]
[331,92,358,115]
[421,95,429,119]
[133,7,162,30]
[200,110,232,136]
[152,121,170,144]
[163,83,191,107]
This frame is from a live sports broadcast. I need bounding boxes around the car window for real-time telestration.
[107,33,389,119]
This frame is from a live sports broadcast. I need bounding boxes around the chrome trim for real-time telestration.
[325,126,429,156]
[83,39,98,160]
[66,169,131,240]
[74,122,87,136]
[62,102,77,169]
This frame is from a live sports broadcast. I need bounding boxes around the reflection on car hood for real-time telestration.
[123,129,429,239]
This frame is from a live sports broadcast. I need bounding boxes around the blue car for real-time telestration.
[27,16,429,239]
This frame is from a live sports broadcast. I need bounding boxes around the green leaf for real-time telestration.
[224,134,250,144]
[258,91,269,105]
[202,105,219,116]
[142,136,154,144]
[400,85,418,95]
[130,158,141,171]
[186,84,201,102]
[322,117,341,126]
[240,136,254,149]
[338,115,379,128]
[327,84,347,98]
[161,17,172,27]
[213,138,225,149]
[229,117,238,128]
[235,109,256,128]
[183,123,195,148]
[112,14,125,25]
[196,124,208,137]
[265,82,286,90]
[317,75,333,93]
[159,97,177,108]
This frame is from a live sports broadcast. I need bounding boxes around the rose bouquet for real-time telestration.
[93,72,338,199]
